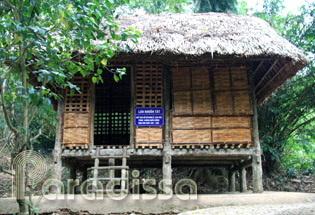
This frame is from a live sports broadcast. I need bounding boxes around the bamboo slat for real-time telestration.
[172,116,211,129]
[135,127,163,143]
[212,128,251,142]
[172,129,211,143]
[63,127,90,144]
[215,91,233,114]
[212,116,251,128]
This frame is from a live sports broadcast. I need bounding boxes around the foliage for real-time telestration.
[117,0,190,14]
[117,0,238,14]
[254,0,315,175]
[0,0,138,213]
[193,0,237,13]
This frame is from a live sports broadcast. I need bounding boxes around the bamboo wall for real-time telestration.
[62,76,91,147]
[134,61,164,146]
[60,61,253,148]
[171,65,252,147]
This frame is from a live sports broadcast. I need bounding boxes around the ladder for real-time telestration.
[91,146,130,195]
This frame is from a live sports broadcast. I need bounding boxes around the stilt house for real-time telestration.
[53,13,309,193]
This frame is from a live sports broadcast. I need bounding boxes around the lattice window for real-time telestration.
[65,76,91,112]
[135,61,163,107]
[62,75,91,147]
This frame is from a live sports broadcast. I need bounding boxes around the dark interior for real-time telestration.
[94,68,131,145]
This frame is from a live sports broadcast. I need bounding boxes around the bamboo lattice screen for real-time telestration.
[62,75,91,147]
[135,61,163,146]
[171,65,253,147]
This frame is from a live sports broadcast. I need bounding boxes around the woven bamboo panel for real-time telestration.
[172,116,211,129]
[192,67,210,89]
[63,127,89,145]
[135,61,163,107]
[215,91,233,114]
[234,90,252,114]
[173,91,192,113]
[212,116,251,128]
[135,127,163,143]
[212,128,251,142]
[213,68,230,90]
[64,76,91,112]
[193,90,213,114]
[231,67,248,90]
[63,113,89,128]
[172,67,190,90]
[172,129,211,143]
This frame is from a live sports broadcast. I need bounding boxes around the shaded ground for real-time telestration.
[179,203,315,215]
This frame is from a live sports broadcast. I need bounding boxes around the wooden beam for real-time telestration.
[256,61,289,97]
[255,59,279,90]
[229,159,252,173]
[253,60,265,77]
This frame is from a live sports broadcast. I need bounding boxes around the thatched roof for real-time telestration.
[116,13,308,63]
[113,13,309,104]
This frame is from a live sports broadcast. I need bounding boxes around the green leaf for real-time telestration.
[113,74,119,83]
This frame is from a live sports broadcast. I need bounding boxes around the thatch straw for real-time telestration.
[113,13,309,65]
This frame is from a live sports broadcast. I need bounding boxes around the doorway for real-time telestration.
[94,68,131,145]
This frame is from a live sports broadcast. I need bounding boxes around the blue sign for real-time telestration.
[135,107,164,127]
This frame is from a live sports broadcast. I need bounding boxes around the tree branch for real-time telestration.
[29,128,42,143]
[0,76,18,136]
[285,117,315,139]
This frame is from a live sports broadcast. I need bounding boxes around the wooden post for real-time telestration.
[228,171,235,192]
[163,64,171,149]
[90,83,95,148]
[109,158,115,178]
[121,147,127,193]
[78,166,88,183]
[250,65,263,193]
[53,98,64,180]
[162,63,172,193]
[130,64,136,149]
[240,168,247,192]
[69,165,77,180]
[162,152,172,194]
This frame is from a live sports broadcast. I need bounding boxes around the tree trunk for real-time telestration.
[15,43,28,215]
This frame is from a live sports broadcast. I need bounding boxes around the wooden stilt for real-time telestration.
[53,98,64,180]
[162,152,172,194]
[250,65,264,193]
[240,168,247,192]
[228,171,235,192]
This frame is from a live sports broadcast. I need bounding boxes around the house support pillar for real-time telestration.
[162,63,172,194]
[240,168,247,192]
[228,171,235,192]
[250,65,263,193]
[53,98,64,181]
[162,152,172,194]
[78,166,88,182]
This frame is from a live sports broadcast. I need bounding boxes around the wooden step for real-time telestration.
[92,155,130,159]
[96,177,128,181]
[92,166,129,170]
[93,189,129,193]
